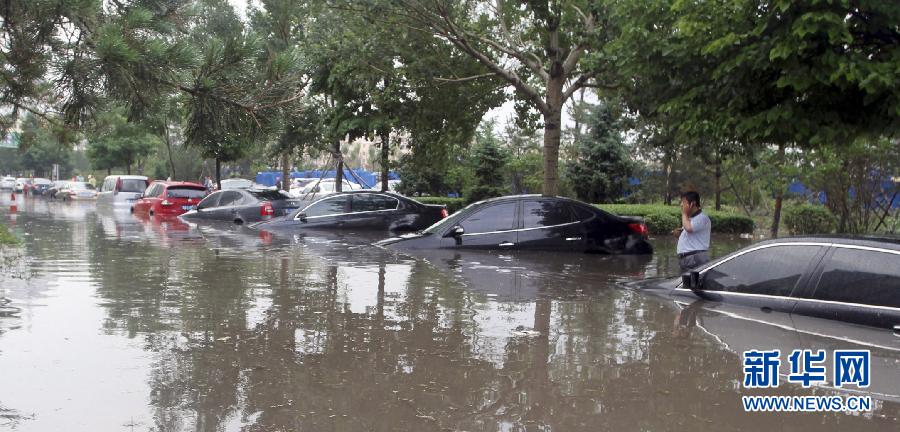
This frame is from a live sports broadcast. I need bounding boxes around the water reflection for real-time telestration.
[0,198,897,431]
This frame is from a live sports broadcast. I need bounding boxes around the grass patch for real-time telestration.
[598,204,754,235]
[0,223,18,246]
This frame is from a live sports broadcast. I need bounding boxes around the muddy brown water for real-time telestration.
[0,197,898,431]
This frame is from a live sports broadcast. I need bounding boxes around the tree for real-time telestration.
[466,121,509,203]
[566,101,633,203]
[14,115,72,177]
[386,0,610,195]
[86,108,158,174]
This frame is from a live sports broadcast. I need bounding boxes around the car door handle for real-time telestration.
[499,242,515,247]
[565,237,582,241]
[894,325,900,337]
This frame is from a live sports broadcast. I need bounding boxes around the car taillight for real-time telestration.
[440,208,448,218]
[260,201,275,216]
[114,178,121,195]
[161,200,172,206]
[628,223,649,236]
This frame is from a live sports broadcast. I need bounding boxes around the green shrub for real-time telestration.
[597,204,754,235]
[415,197,467,214]
[783,204,837,235]
[0,223,18,246]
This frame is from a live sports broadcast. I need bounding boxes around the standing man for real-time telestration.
[674,191,712,272]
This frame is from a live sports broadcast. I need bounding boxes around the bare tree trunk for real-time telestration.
[333,138,343,192]
[541,76,564,196]
[281,151,290,193]
[380,129,390,192]
[126,163,131,175]
[215,158,221,190]
[163,122,176,179]
[770,143,786,238]
[714,152,722,211]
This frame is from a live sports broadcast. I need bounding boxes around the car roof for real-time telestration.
[756,235,900,251]
[105,175,148,180]
[152,181,205,188]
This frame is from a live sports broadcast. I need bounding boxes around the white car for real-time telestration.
[97,175,149,208]
[369,179,402,194]
[292,179,361,198]
[219,178,254,190]
[0,176,15,190]
[58,181,98,200]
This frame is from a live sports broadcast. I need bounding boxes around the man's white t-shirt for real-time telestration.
[677,211,711,254]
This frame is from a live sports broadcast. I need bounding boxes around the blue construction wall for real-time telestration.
[255,169,399,188]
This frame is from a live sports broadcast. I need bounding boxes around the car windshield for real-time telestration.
[249,190,289,201]
[167,187,207,199]
[421,201,481,234]
[119,179,147,192]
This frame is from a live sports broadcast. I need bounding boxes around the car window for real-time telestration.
[167,187,206,199]
[701,245,823,296]
[249,190,288,201]
[523,200,574,228]
[304,195,350,217]
[143,184,157,197]
[119,179,147,193]
[571,204,597,221]
[197,192,221,210]
[459,202,517,234]
[811,248,900,308]
[217,191,244,207]
[351,194,399,212]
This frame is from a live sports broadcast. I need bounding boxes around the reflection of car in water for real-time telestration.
[132,181,207,217]
[377,195,652,254]
[670,298,900,404]
[180,189,301,225]
[254,191,447,233]
[635,236,900,329]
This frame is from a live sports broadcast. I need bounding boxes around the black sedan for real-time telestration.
[631,236,900,330]
[376,195,652,254]
[253,191,447,232]
[179,189,301,224]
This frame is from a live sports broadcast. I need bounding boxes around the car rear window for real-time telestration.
[119,179,147,193]
[249,190,288,201]
[812,248,900,308]
[167,187,207,199]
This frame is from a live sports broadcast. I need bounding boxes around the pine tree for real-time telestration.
[567,102,635,203]
[466,122,508,204]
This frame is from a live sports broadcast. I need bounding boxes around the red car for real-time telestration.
[131,181,208,217]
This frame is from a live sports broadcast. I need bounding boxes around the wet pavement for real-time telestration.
[0,196,898,431]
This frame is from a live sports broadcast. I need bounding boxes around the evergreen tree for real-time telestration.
[466,122,508,204]
[567,102,634,203]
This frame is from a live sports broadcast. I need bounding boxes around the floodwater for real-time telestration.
[0,196,898,431]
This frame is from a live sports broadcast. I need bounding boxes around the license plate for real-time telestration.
[182,205,193,210]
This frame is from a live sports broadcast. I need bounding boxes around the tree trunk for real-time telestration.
[215,157,222,190]
[163,122,176,179]
[665,152,678,206]
[380,129,390,192]
[281,151,290,192]
[333,138,343,192]
[770,143,786,238]
[714,153,722,211]
[541,76,565,196]
[126,163,131,175]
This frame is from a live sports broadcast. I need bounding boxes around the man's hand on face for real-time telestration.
[681,200,691,215]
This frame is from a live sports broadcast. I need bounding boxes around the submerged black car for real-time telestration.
[633,236,900,330]
[179,189,301,224]
[376,195,652,254]
[254,191,447,232]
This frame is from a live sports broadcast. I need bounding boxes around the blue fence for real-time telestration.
[255,169,400,188]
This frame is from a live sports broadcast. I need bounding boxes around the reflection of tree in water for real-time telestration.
[86,227,897,431]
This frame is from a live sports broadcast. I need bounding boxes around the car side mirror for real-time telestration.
[681,271,702,289]
[444,225,464,238]
[298,212,308,222]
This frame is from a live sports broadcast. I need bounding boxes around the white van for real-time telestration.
[97,175,149,208]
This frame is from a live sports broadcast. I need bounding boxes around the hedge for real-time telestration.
[597,204,754,235]
[414,196,467,213]
[783,204,837,235]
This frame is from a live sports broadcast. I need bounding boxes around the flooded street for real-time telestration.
[1,197,898,431]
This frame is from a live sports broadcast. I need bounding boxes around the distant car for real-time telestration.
[97,175,149,208]
[293,179,362,198]
[14,178,32,193]
[368,179,402,194]
[179,189,302,224]
[57,181,98,201]
[219,178,254,190]
[254,191,448,233]
[633,236,900,330]
[132,181,207,217]
[290,178,318,191]
[0,176,14,190]
[30,178,53,195]
[377,195,652,254]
